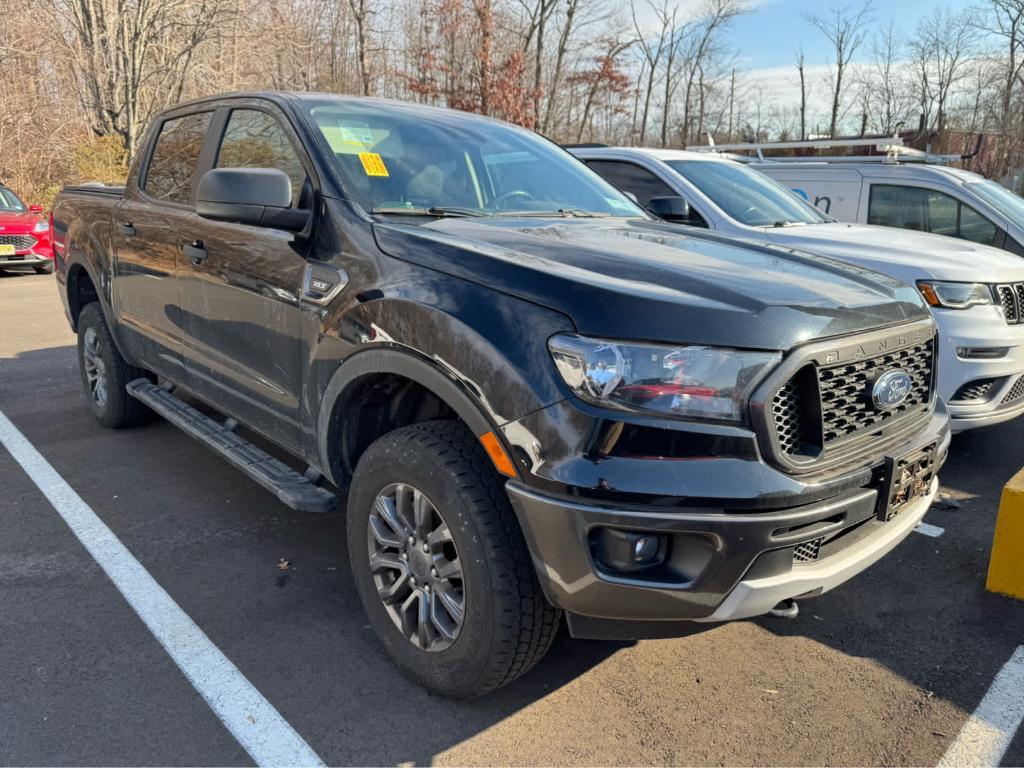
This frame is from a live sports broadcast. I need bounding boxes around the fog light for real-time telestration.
[594,528,665,573]
[957,346,1009,360]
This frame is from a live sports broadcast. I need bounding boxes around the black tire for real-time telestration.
[76,302,151,428]
[34,263,54,275]
[347,420,559,697]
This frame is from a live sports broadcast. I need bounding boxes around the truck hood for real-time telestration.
[373,217,929,350]
[760,221,1024,283]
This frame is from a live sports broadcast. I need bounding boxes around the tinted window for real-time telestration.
[585,160,708,227]
[144,112,213,204]
[217,110,307,206]
[868,185,998,245]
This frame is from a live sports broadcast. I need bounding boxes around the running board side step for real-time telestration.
[126,379,338,514]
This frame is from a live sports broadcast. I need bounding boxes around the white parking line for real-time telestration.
[914,522,946,538]
[938,645,1024,768]
[0,409,325,767]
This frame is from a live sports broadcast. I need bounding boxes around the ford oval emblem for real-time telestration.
[872,369,913,411]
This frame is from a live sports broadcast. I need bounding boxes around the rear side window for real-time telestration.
[216,109,307,206]
[144,112,213,204]
[868,184,998,246]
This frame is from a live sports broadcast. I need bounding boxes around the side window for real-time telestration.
[868,184,998,245]
[144,112,213,205]
[585,160,708,227]
[217,110,307,207]
[959,204,998,245]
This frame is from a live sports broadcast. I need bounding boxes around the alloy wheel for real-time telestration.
[366,482,465,651]
[82,327,108,408]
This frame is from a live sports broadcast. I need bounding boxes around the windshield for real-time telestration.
[299,99,646,217]
[0,187,26,212]
[969,180,1024,224]
[664,160,828,226]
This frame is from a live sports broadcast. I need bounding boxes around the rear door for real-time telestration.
[177,102,315,450]
[113,110,215,381]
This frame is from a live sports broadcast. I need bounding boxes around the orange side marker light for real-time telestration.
[480,431,517,478]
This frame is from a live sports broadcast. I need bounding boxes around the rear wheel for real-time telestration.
[347,420,559,697]
[77,302,151,428]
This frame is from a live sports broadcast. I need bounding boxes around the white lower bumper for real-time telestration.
[699,477,938,622]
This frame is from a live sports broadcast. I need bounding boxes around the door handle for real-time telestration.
[182,241,207,266]
[119,222,135,237]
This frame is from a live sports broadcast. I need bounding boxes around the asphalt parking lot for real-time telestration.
[2,270,1024,767]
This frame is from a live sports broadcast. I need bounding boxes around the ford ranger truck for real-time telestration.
[572,146,1024,432]
[52,92,950,697]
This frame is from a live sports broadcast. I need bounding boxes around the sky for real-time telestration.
[730,0,976,72]
[632,0,979,128]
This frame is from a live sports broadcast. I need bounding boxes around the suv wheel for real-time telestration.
[347,420,559,697]
[77,302,151,428]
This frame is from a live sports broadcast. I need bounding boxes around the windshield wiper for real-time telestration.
[772,220,808,227]
[493,208,610,218]
[371,206,488,218]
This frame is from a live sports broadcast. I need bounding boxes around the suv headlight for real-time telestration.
[32,219,49,233]
[547,334,780,422]
[917,280,993,309]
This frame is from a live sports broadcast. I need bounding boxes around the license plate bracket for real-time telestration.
[877,441,938,522]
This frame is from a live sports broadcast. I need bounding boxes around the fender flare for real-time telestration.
[316,346,498,486]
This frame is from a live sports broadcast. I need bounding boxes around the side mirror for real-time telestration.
[196,168,308,231]
[647,196,691,223]
[29,204,43,213]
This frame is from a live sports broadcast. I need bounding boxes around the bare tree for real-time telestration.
[803,0,874,138]
[910,8,977,148]
[796,48,808,140]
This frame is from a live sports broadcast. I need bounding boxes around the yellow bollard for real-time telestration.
[987,468,1024,600]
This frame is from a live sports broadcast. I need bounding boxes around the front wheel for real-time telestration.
[347,420,559,697]
[76,302,151,428]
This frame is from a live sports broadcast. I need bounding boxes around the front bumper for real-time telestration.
[935,305,1024,432]
[0,252,52,268]
[505,406,949,627]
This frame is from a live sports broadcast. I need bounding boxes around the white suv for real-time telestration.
[572,146,1024,432]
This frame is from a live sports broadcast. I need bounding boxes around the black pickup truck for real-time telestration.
[52,92,950,696]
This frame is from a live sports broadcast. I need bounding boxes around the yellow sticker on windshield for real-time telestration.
[359,152,389,177]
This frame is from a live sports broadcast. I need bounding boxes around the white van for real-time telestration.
[754,162,1024,257]
[571,146,1024,432]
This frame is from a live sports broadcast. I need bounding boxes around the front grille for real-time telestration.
[817,339,933,445]
[766,326,935,469]
[996,283,1024,324]
[1003,377,1024,405]
[952,378,996,402]
[0,234,36,252]
[793,538,823,563]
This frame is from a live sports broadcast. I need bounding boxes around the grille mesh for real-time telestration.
[793,538,823,563]
[817,340,933,445]
[952,379,995,402]
[772,338,934,460]
[0,235,36,251]
[996,284,1024,324]
[772,381,806,455]
[1002,377,1024,405]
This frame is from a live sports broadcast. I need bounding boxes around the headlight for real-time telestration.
[917,280,993,309]
[32,219,49,234]
[547,334,780,422]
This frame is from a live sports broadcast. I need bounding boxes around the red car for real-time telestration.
[0,184,53,274]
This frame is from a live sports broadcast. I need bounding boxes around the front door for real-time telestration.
[178,105,315,450]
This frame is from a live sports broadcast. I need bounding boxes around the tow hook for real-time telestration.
[768,599,800,619]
